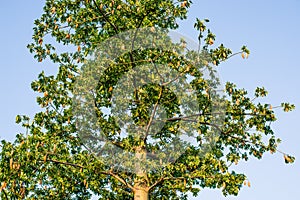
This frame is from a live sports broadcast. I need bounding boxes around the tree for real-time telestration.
[0,0,295,199]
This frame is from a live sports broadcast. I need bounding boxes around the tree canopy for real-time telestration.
[0,0,295,199]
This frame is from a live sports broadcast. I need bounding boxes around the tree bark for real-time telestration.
[134,187,149,200]
[134,146,149,200]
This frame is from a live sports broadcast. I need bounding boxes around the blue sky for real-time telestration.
[0,1,299,199]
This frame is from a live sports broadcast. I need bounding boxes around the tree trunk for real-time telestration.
[134,146,149,200]
[134,187,149,200]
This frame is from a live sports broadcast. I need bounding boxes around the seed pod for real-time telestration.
[51,7,56,14]
[10,158,13,169]
[67,16,72,23]
[284,155,292,163]
[241,52,245,59]
[234,160,238,165]
[0,182,7,192]
[222,182,226,189]
[150,27,155,33]
[38,38,43,45]
[223,52,226,58]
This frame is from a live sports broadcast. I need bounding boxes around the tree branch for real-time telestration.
[100,171,135,192]
[149,173,216,192]
[46,159,84,168]
[144,87,163,140]
[92,0,119,33]
[45,157,136,191]
[2,189,8,200]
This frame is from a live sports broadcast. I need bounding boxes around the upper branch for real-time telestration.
[92,0,119,34]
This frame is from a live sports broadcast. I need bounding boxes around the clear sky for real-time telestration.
[0,1,299,200]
